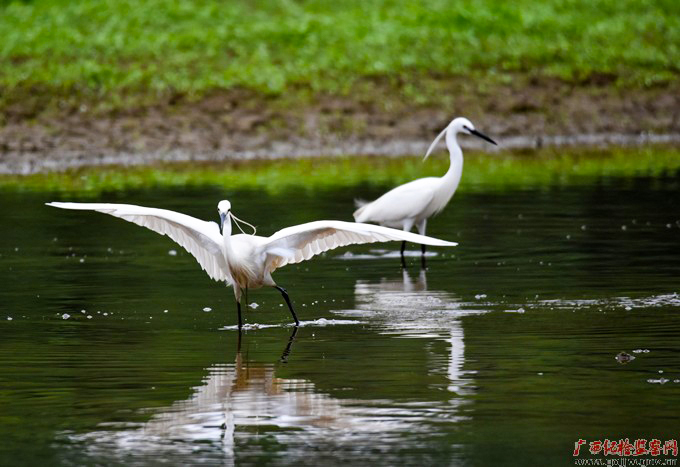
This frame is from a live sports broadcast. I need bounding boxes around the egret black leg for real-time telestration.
[236,301,243,330]
[400,241,407,268]
[416,220,428,266]
[275,286,300,326]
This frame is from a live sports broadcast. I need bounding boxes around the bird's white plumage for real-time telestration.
[263,220,456,269]
[353,178,437,227]
[46,202,232,284]
[47,199,459,326]
[353,117,496,239]
[47,200,457,289]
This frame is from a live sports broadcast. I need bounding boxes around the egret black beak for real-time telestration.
[469,128,497,146]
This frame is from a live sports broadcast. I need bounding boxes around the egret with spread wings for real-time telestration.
[47,200,457,329]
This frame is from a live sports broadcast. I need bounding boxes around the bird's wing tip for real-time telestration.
[46,201,73,209]
[434,240,458,247]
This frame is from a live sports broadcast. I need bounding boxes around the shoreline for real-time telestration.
[2,79,678,175]
[2,132,680,175]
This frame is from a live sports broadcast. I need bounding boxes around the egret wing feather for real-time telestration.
[263,220,456,270]
[46,202,231,284]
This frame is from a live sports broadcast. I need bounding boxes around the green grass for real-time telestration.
[1,147,678,194]
[1,0,678,111]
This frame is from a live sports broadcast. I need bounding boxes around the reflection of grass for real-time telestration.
[1,0,678,111]
[1,147,678,194]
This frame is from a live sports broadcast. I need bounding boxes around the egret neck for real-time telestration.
[438,126,464,208]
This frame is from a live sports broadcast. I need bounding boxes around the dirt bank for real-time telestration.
[1,77,678,174]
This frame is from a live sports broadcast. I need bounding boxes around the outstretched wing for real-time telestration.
[262,220,457,270]
[46,202,231,284]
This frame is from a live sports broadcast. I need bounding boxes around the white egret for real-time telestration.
[46,200,457,329]
[353,117,496,263]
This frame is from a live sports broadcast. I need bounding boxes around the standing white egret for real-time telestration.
[353,117,496,264]
[47,200,457,329]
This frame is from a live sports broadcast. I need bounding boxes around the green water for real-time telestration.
[1,175,679,465]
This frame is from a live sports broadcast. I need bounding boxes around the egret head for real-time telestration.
[449,117,475,134]
[455,117,497,146]
[217,200,257,236]
[423,117,497,160]
[218,200,232,231]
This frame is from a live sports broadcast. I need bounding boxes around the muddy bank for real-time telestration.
[1,78,678,174]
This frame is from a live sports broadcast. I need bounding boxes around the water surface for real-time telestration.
[1,174,678,465]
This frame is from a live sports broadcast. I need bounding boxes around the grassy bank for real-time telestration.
[1,147,678,194]
[1,0,678,113]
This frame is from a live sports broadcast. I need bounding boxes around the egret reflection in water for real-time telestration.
[62,329,460,464]
[347,267,488,396]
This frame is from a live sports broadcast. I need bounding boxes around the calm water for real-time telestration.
[1,174,679,465]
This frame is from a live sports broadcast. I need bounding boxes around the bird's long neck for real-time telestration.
[439,130,464,196]
[222,218,235,256]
